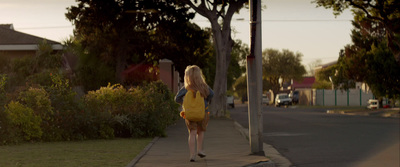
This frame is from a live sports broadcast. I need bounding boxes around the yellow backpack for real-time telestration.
[183,90,205,121]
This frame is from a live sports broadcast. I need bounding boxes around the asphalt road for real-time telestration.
[230,104,400,167]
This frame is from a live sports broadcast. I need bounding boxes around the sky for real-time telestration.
[0,0,354,68]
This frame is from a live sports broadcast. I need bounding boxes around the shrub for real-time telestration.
[84,81,179,138]
[0,109,21,145]
[0,56,11,73]
[0,78,179,143]
[0,74,6,107]
[75,53,116,91]
[19,87,53,118]
[123,81,179,137]
[46,73,78,112]
[17,73,84,142]
[44,73,84,141]
[35,40,63,70]
[17,87,62,141]
[26,70,54,86]
[11,56,35,80]
[3,101,42,141]
[136,81,180,137]
[84,84,130,139]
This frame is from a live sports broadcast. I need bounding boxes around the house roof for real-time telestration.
[314,60,337,71]
[291,77,315,89]
[0,24,62,50]
[0,24,14,29]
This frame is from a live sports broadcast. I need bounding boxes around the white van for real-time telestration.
[367,99,379,109]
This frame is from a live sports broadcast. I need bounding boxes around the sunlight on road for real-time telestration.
[354,142,399,167]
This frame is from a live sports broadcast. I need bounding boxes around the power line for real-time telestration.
[302,56,338,60]
[18,26,73,30]
[195,19,352,22]
[261,19,351,22]
[16,19,352,30]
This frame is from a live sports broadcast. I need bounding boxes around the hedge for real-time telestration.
[0,77,179,145]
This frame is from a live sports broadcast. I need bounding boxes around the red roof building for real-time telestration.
[291,77,315,90]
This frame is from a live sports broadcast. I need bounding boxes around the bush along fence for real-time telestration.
[0,74,179,145]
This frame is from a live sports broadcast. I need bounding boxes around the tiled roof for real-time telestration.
[315,60,337,70]
[0,25,60,45]
[0,24,13,29]
[292,77,315,89]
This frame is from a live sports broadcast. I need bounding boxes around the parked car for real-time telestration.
[367,99,379,109]
[289,91,299,104]
[262,94,269,105]
[275,93,292,107]
[227,95,235,108]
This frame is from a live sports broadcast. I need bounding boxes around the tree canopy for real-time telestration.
[262,49,307,99]
[66,0,213,89]
[313,0,400,65]
[330,17,400,98]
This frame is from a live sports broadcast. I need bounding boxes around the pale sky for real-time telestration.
[0,0,354,67]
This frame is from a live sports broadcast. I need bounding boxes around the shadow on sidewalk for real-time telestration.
[131,118,273,167]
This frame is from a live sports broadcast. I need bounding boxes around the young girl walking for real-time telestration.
[175,65,214,162]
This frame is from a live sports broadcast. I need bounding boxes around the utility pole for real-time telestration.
[247,0,263,155]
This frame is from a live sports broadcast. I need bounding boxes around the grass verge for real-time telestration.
[295,105,366,110]
[0,138,152,167]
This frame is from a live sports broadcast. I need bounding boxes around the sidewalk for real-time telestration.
[130,118,275,167]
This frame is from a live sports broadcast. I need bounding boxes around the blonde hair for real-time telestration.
[184,65,210,98]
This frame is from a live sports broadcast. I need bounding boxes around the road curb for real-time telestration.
[326,109,400,118]
[126,137,159,167]
[234,121,293,167]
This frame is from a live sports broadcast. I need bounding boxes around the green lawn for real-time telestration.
[0,138,152,167]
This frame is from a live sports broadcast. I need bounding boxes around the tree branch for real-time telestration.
[347,0,383,21]
[205,0,213,12]
[181,0,205,17]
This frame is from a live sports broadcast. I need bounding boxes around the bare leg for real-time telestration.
[189,129,197,161]
[197,130,206,157]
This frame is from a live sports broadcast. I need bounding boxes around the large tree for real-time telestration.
[262,49,307,101]
[330,17,400,98]
[66,0,210,86]
[313,0,400,65]
[180,0,247,117]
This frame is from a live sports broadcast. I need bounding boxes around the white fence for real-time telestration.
[312,89,374,106]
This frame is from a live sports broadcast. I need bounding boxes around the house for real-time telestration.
[314,60,370,92]
[290,77,316,90]
[1,24,181,93]
[0,24,63,59]
[287,77,315,105]
[313,60,337,75]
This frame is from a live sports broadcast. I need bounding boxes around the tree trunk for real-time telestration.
[115,55,125,83]
[184,0,244,117]
[208,20,233,117]
[115,28,130,84]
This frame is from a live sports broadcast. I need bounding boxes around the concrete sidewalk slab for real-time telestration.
[132,118,273,167]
